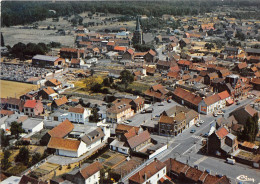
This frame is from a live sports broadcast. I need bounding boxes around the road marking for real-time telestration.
[236,175,255,183]
[193,156,208,165]
[182,144,196,155]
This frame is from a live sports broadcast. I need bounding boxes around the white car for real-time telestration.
[195,123,200,127]
[199,120,204,124]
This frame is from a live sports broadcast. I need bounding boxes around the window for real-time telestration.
[163,169,165,174]
[157,174,159,178]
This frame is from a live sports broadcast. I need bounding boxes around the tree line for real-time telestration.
[3,1,260,27]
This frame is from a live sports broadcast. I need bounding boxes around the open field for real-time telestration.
[0,80,38,98]
[1,27,75,47]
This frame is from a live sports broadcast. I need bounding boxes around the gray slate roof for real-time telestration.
[33,55,59,62]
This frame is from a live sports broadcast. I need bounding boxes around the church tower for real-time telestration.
[132,16,143,45]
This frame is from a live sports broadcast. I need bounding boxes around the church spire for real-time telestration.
[136,16,141,31]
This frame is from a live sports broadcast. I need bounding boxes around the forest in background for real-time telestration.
[2,0,260,27]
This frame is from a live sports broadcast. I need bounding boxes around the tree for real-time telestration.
[90,69,95,76]
[205,43,214,50]
[10,121,24,139]
[120,70,134,89]
[15,147,30,165]
[89,107,99,122]
[90,83,103,93]
[240,113,259,142]
[1,150,11,170]
[103,77,114,87]
[1,129,9,147]
[30,152,42,166]
[1,32,5,47]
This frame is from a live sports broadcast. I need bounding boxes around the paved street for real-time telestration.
[122,96,259,184]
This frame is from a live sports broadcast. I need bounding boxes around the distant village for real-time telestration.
[1,8,260,184]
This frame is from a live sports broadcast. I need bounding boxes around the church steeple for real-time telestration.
[132,15,143,45]
[136,16,141,31]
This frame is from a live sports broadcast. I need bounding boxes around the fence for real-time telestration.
[19,154,54,176]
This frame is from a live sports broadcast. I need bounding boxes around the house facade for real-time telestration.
[106,102,134,123]
[129,159,166,184]
[23,100,44,117]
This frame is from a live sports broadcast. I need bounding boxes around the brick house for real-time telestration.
[164,158,231,184]
[63,162,103,184]
[129,159,167,184]
[106,101,134,123]
[144,84,169,102]
[51,96,68,110]
[172,87,202,111]
[39,87,58,100]
[45,79,62,88]
[208,127,238,156]
[144,49,157,63]
[23,100,44,117]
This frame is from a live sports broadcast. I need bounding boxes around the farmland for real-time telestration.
[0,80,39,98]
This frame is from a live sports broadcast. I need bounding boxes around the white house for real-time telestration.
[218,90,231,109]
[64,161,103,184]
[81,127,108,151]
[22,118,44,133]
[68,106,91,123]
[129,159,167,184]
[198,94,221,115]
[47,137,87,157]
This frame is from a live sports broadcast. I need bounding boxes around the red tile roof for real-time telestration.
[216,127,229,139]
[126,48,134,55]
[129,160,166,183]
[218,91,230,100]
[238,62,247,69]
[71,58,80,64]
[114,46,127,52]
[203,94,221,106]
[127,130,150,149]
[47,137,81,151]
[116,124,140,133]
[68,106,85,114]
[48,79,61,86]
[173,87,202,106]
[54,96,68,106]
[43,87,56,95]
[48,119,74,138]
[147,49,156,56]
[24,100,40,108]
[178,60,191,66]
[80,162,103,179]
[0,109,14,116]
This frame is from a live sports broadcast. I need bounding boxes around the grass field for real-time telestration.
[0,80,39,98]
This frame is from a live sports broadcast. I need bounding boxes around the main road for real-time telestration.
[122,96,259,184]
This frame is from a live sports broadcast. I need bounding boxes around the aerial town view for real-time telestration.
[1,0,260,184]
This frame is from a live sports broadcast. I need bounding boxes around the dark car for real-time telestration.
[190,129,196,133]
[203,133,209,137]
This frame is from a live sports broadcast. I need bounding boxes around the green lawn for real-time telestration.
[128,82,150,92]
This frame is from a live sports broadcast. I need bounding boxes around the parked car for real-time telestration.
[213,113,218,117]
[158,103,164,106]
[203,133,209,137]
[141,110,146,114]
[155,114,160,117]
[226,158,235,165]
[236,102,240,105]
[190,129,196,133]
[167,100,171,103]
[195,123,200,127]
[199,120,204,124]
[123,121,129,124]
[127,119,132,122]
